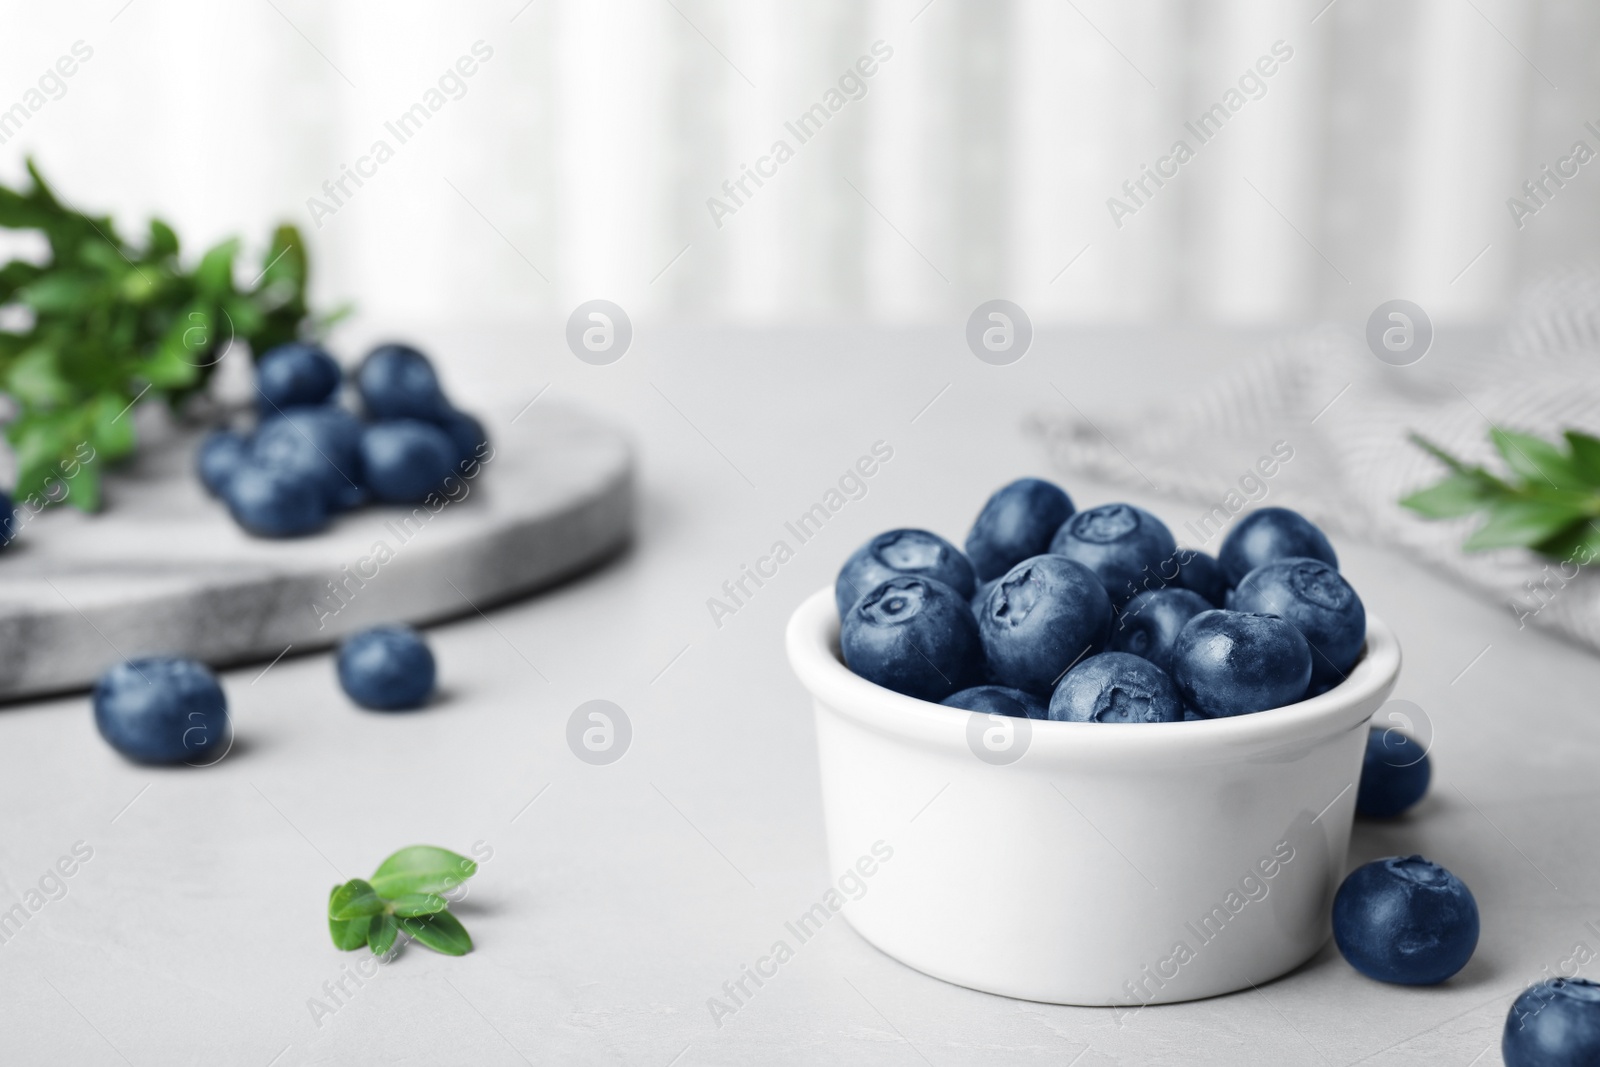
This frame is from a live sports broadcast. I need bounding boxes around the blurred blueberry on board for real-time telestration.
[1048,652,1182,723]
[965,477,1075,581]
[1356,727,1431,818]
[224,465,330,537]
[835,529,976,619]
[1175,549,1229,607]
[942,685,1048,720]
[357,343,450,421]
[197,429,250,497]
[1171,609,1312,717]
[254,343,341,413]
[251,406,365,511]
[1504,978,1600,1067]
[841,576,984,703]
[94,657,229,764]
[338,625,437,710]
[1217,506,1337,586]
[0,490,14,548]
[1333,855,1478,985]
[437,408,490,470]
[1048,503,1177,608]
[1181,705,1209,721]
[978,555,1112,695]
[360,420,457,504]
[1231,557,1366,689]
[1110,587,1213,673]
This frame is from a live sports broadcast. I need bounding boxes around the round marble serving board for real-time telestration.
[0,401,633,702]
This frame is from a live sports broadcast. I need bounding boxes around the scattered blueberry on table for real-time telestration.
[1356,726,1432,818]
[337,625,438,711]
[93,656,230,764]
[1332,856,1479,985]
[197,341,489,538]
[1504,978,1600,1067]
[833,480,1363,722]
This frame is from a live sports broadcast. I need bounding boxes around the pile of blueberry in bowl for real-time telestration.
[837,478,1366,722]
[197,342,490,538]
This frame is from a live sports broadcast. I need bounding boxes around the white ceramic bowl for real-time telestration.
[785,587,1401,1007]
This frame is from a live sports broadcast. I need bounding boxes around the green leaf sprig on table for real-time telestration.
[328,846,478,958]
[0,159,320,511]
[1401,428,1600,562]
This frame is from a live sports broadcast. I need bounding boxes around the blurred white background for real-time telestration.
[0,0,1595,326]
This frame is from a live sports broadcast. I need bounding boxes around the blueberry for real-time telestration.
[1357,727,1431,818]
[841,576,984,703]
[835,529,975,619]
[941,685,1048,720]
[436,408,490,470]
[93,657,229,764]
[978,555,1112,695]
[224,464,330,537]
[1175,549,1229,606]
[252,406,365,511]
[0,490,14,548]
[971,577,1000,616]
[965,478,1075,581]
[1048,652,1182,723]
[1171,609,1312,717]
[357,343,450,421]
[255,343,341,413]
[196,429,250,497]
[337,625,437,710]
[360,420,458,504]
[1333,856,1479,985]
[1048,503,1177,607]
[1218,507,1337,586]
[1231,557,1366,689]
[1109,588,1213,673]
[1504,978,1600,1067]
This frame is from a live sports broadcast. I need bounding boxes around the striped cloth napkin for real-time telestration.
[1026,268,1600,654]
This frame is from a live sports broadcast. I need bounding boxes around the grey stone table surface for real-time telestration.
[0,323,1591,1067]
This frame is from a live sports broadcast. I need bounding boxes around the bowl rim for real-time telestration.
[786,586,1402,760]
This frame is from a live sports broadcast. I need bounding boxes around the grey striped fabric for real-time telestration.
[1028,269,1600,653]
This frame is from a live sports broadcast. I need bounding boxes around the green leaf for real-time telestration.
[328,885,373,951]
[1491,428,1588,490]
[1400,474,1494,519]
[368,913,398,955]
[89,392,136,460]
[329,878,386,921]
[58,460,100,513]
[1565,431,1600,484]
[193,238,239,295]
[7,348,72,407]
[390,893,449,918]
[370,846,477,898]
[1462,500,1587,551]
[398,910,473,956]
[146,218,179,259]
[1534,518,1600,563]
[20,273,100,314]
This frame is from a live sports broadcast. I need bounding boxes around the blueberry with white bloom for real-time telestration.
[1171,609,1311,717]
[252,406,365,511]
[964,477,1074,582]
[1175,548,1229,606]
[1356,727,1431,818]
[841,576,984,703]
[94,656,229,764]
[1217,506,1337,586]
[197,429,250,497]
[1048,652,1183,723]
[978,555,1112,695]
[1048,503,1177,607]
[1333,856,1478,985]
[255,343,341,413]
[338,625,437,710]
[835,529,975,619]
[224,464,329,537]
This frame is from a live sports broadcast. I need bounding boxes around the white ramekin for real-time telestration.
[785,587,1401,1007]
